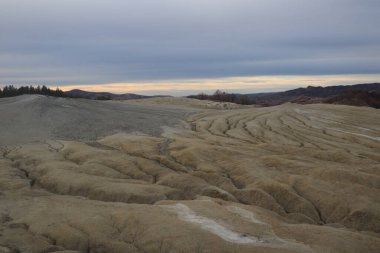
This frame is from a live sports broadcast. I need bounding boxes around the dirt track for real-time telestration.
[1,96,380,253]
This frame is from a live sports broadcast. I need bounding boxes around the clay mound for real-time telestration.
[0,95,191,145]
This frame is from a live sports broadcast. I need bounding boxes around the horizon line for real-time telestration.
[2,74,380,96]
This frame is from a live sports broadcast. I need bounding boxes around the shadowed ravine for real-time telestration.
[1,96,380,253]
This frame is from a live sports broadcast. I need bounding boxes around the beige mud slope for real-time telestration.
[1,102,380,252]
[0,95,192,145]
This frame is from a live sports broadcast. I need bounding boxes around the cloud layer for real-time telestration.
[1,0,380,90]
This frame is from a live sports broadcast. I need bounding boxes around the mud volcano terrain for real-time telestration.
[1,95,380,253]
[0,95,191,145]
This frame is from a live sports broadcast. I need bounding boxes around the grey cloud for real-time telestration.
[0,0,379,85]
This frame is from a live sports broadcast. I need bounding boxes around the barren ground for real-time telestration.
[1,95,380,253]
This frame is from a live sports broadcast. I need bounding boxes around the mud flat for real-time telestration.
[1,95,380,252]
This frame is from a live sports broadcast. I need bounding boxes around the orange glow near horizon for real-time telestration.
[58,74,380,95]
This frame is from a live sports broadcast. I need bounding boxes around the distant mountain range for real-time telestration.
[64,89,153,100]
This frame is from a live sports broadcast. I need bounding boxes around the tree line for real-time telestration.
[0,85,66,98]
[188,90,253,105]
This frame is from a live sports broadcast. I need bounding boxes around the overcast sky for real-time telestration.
[1,0,379,94]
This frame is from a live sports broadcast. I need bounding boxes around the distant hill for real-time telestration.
[64,89,151,100]
[324,90,380,109]
[188,83,380,108]
[246,83,380,106]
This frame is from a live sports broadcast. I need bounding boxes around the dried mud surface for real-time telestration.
[1,96,380,253]
[0,95,192,145]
